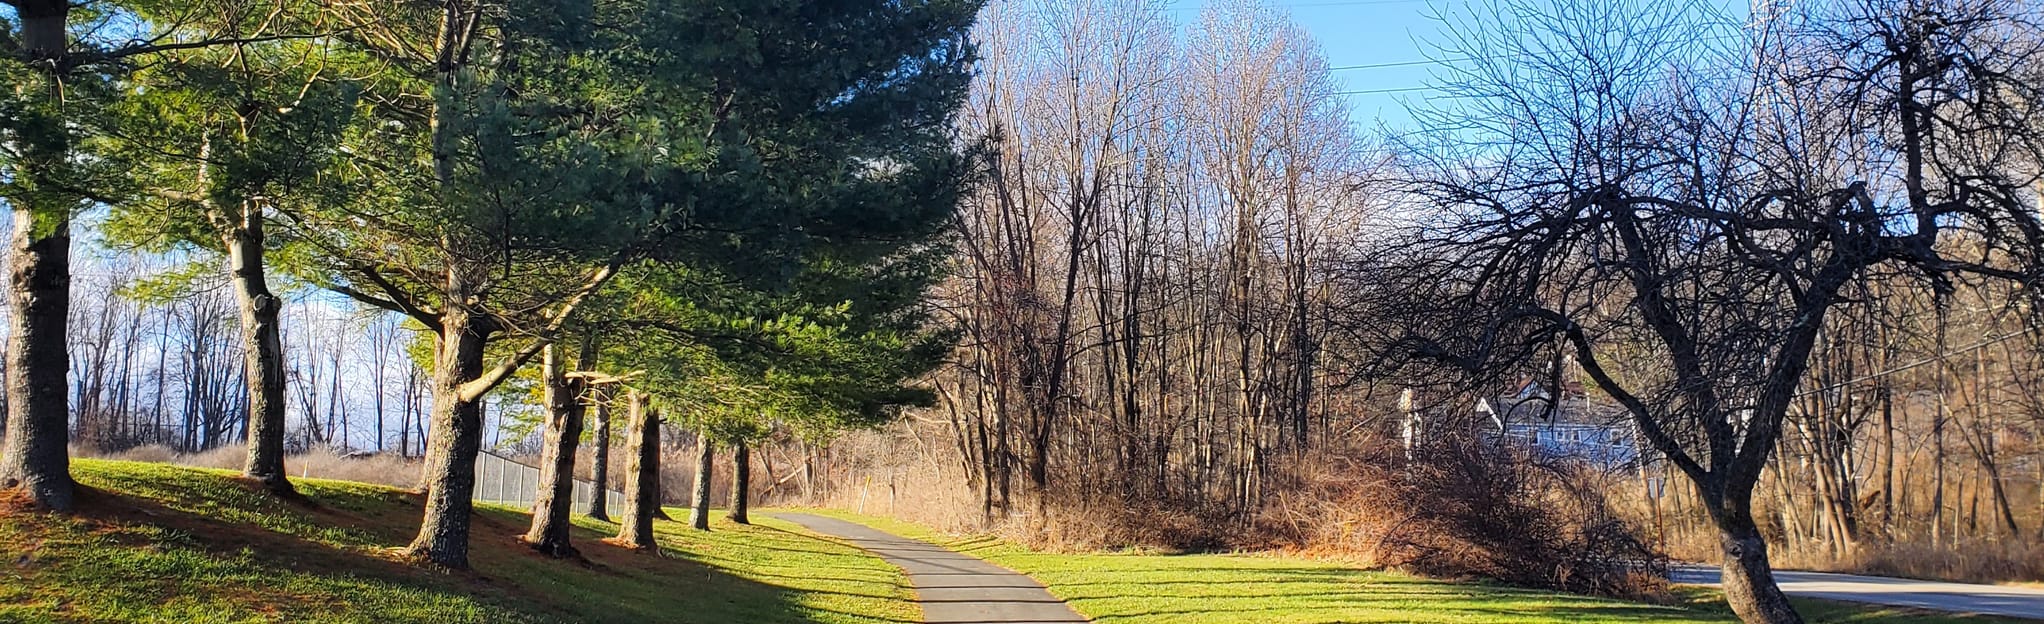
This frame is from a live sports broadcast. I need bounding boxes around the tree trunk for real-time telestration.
[227,202,293,495]
[1986,461,2019,537]
[690,432,715,530]
[728,440,751,524]
[1,0,77,513]
[1932,390,1948,546]
[585,387,613,521]
[400,369,415,457]
[403,302,490,569]
[1879,386,1895,534]
[17,3,65,57]
[1717,503,1805,624]
[615,390,660,549]
[523,343,584,558]
[0,207,74,512]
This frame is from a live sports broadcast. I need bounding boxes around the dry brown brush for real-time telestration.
[1264,438,1667,599]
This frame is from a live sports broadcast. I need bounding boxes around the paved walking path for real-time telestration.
[774,513,1089,624]
[1672,565,2044,619]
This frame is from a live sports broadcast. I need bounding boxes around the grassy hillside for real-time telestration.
[0,460,916,624]
[801,509,2030,624]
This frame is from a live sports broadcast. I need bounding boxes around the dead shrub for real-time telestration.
[807,429,1236,552]
[1852,539,2044,584]
[807,429,990,534]
[1752,533,2044,584]
[1602,458,2044,585]
[179,446,247,470]
[287,448,420,490]
[1266,438,1668,599]
[73,443,423,490]
[93,444,181,465]
[1021,493,1238,552]
[658,448,706,510]
[807,425,1667,593]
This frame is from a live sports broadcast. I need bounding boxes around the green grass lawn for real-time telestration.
[796,509,2031,624]
[3,462,2026,624]
[0,460,917,624]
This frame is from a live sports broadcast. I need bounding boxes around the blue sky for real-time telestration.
[1166,0,1752,131]
[1168,0,1479,130]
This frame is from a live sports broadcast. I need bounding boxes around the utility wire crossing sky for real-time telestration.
[1166,0,1752,129]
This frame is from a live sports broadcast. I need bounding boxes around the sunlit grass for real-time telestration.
[0,459,916,624]
[799,509,2030,624]
[4,461,2019,624]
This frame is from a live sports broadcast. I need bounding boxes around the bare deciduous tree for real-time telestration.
[1350,1,2044,621]
[938,0,1368,530]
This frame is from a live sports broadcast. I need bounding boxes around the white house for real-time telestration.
[1476,381,1641,470]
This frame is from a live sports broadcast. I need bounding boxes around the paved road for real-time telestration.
[1672,565,2044,619]
[775,513,1089,624]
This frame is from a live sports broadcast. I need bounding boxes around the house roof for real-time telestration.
[1475,381,1629,429]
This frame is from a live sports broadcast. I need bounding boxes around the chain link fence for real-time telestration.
[473,450,624,518]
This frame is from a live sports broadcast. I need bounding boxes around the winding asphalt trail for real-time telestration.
[777,513,2043,622]
[1672,565,2044,619]
[775,513,1089,624]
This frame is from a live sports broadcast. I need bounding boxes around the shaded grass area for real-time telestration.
[0,460,917,624]
[799,509,2031,624]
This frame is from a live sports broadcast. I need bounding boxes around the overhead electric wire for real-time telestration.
[1790,325,2043,399]
[1330,58,1446,71]
[1336,85,1435,95]
[1165,0,1441,12]
[1329,31,1751,97]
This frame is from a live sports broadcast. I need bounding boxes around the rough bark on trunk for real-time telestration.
[1879,386,1895,533]
[227,203,293,495]
[615,390,660,549]
[728,440,750,524]
[523,344,584,557]
[585,387,612,521]
[1,208,73,512]
[403,301,490,569]
[19,12,65,57]
[690,432,715,530]
[1713,496,1805,624]
[1,0,77,513]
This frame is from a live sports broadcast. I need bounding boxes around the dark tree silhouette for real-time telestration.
[1347,1,2044,622]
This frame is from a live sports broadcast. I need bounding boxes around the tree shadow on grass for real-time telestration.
[2,461,915,624]
[688,520,906,562]
[1020,560,1725,624]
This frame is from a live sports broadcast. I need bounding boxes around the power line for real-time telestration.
[1330,58,1447,71]
[1166,0,1441,12]
[1791,325,2043,399]
[1331,30,1752,99]
[1336,85,1435,95]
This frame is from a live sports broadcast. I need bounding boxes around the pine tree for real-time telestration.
[1,0,312,510]
[296,0,980,568]
[104,4,355,495]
